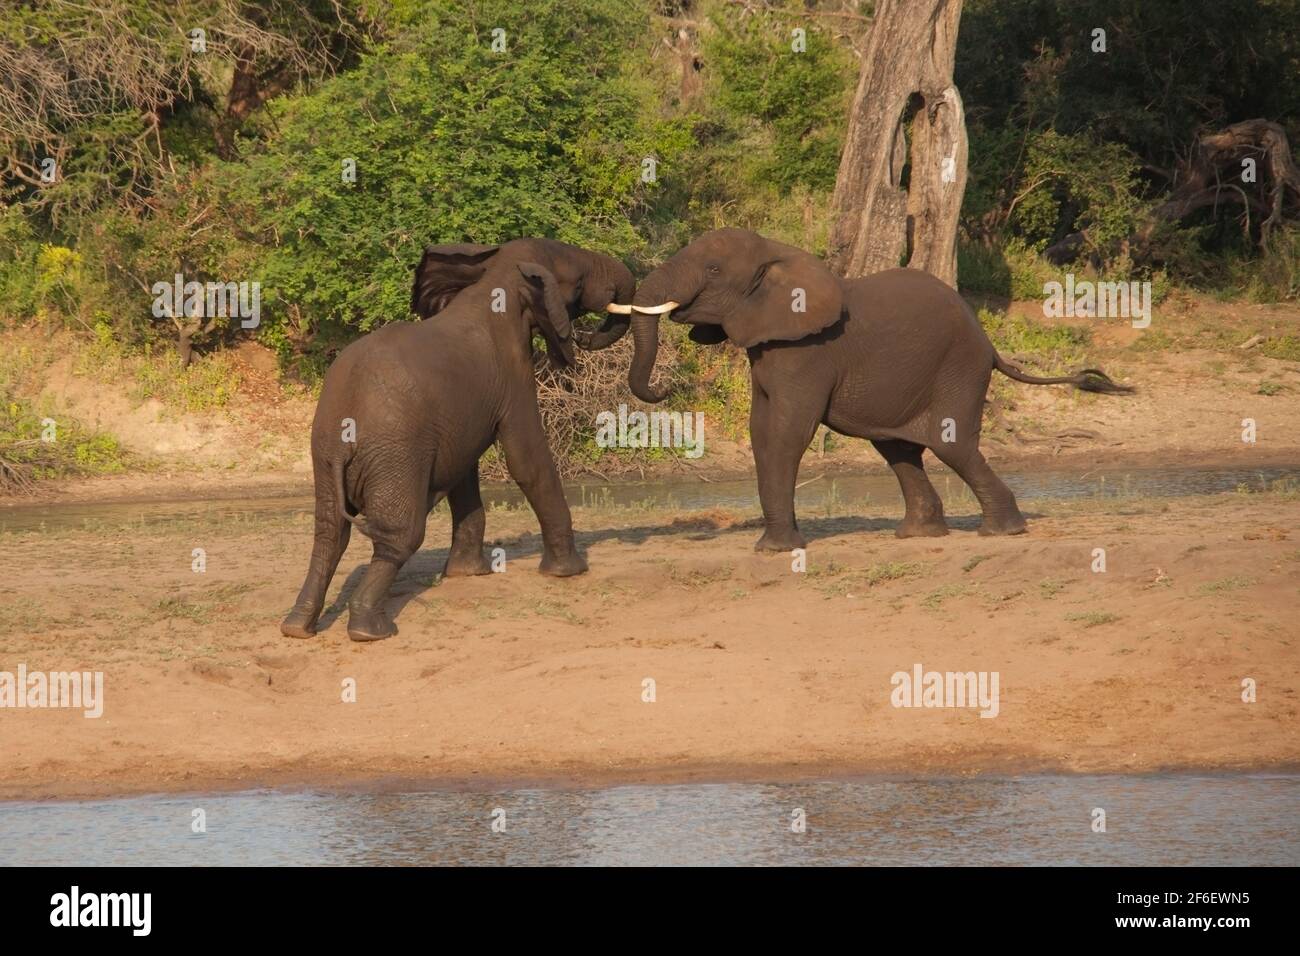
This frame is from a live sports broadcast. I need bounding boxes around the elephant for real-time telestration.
[280,237,635,642]
[625,228,1131,551]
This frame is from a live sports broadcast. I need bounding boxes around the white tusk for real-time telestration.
[631,301,679,315]
[605,302,634,314]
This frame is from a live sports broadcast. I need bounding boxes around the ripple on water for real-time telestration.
[1,775,1297,866]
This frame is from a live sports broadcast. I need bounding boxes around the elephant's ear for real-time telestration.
[517,261,575,368]
[410,243,499,318]
[688,324,730,345]
[722,245,843,348]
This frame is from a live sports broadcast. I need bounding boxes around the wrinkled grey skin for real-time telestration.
[629,228,1131,550]
[282,238,635,642]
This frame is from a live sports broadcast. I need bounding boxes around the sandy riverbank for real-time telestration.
[1,484,1296,801]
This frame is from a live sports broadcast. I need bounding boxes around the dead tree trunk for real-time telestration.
[666,27,702,104]
[827,0,967,287]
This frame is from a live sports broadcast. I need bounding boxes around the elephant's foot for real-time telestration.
[978,512,1028,536]
[754,528,807,552]
[280,605,320,639]
[539,549,588,577]
[443,548,492,577]
[896,516,949,539]
[347,603,396,642]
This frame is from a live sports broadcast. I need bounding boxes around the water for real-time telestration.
[1,464,1296,535]
[2,774,1296,866]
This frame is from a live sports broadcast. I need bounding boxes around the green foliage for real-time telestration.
[33,244,84,317]
[1,0,368,224]
[220,0,686,345]
[0,350,128,489]
[634,0,857,261]
[72,316,237,412]
[3,0,1300,485]
[1240,228,1300,303]
[703,3,851,193]
[0,207,42,319]
[959,237,1062,299]
[131,347,238,412]
[959,0,1300,171]
[672,335,751,440]
[957,0,1300,284]
[1260,336,1300,363]
[977,307,1090,372]
[1010,130,1144,252]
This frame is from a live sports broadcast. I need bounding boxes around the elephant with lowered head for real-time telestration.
[281,238,635,642]
[627,228,1131,551]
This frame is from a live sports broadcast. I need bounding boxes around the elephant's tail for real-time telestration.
[992,352,1134,394]
[333,453,372,538]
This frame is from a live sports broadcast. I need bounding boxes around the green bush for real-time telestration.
[218,0,689,353]
[0,397,128,490]
[1242,228,1300,303]
[978,307,1090,373]
[703,2,852,194]
[0,207,43,320]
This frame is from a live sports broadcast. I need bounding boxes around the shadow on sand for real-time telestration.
[312,507,1045,634]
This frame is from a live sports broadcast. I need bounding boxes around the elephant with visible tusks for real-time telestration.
[281,238,635,642]
[625,228,1132,551]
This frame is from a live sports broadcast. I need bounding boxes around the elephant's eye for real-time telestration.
[708,264,720,275]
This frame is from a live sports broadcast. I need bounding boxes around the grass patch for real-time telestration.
[1066,611,1121,628]
[862,561,925,586]
[922,583,973,611]
[1038,578,1069,598]
[529,599,584,625]
[0,333,130,492]
[1259,336,1300,362]
[664,561,733,590]
[0,397,129,492]
[1197,576,1256,595]
[153,597,212,624]
[977,308,1090,372]
[1128,328,1179,352]
[962,553,993,573]
[74,319,239,413]
[152,583,254,625]
[0,596,53,631]
[808,559,924,597]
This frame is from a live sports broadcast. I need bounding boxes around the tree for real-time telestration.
[827,0,967,286]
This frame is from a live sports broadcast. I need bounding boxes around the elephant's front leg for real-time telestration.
[442,466,492,577]
[496,403,588,576]
[750,386,819,552]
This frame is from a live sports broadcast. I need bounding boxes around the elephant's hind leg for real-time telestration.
[442,466,491,577]
[281,468,353,638]
[347,472,430,642]
[928,442,1026,535]
[871,439,948,538]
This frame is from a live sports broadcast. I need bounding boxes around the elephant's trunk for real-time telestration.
[575,256,636,351]
[629,262,686,403]
[573,312,631,350]
[627,308,668,403]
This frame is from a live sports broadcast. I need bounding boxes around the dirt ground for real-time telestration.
[2,295,1298,799]
[1,486,1297,801]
